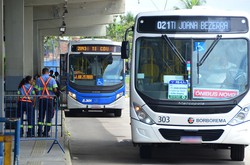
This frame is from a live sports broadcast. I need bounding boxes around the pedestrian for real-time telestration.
[35,67,58,137]
[54,71,59,77]
[17,75,36,137]
[54,71,61,97]
[52,71,61,118]
[54,71,59,81]
[33,74,40,86]
[49,70,54,77]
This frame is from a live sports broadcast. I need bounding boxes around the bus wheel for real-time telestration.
[230,144,245,161]
[114,109,122,117]
[139,145,152,159]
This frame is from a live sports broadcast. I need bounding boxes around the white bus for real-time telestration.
[122,9,250,161]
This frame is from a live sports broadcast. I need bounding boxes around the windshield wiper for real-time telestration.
[162,34,186,64]
[197,35,222,66]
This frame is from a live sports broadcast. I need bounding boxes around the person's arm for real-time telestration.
[52,78,58,95]
[17,90,20,101]
[34,88,38,95]
[32,90,36,107]
[53,87,58,94]
[34,79,39,95]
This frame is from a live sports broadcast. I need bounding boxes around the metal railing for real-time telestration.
[4,94,64,154]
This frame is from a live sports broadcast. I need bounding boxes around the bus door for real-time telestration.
[60,53,68,105]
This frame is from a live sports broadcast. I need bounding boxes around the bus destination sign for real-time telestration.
[71,45,121,52]
[138,16,248,33]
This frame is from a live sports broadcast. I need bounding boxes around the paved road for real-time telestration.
[65,98,250,165]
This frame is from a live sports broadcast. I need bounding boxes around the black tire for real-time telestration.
[139,145,152,159]
[114,109,122,117]
[231,144,245,161]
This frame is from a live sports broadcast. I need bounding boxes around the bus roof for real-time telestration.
[136,8,250,18]
[69,38,121,46]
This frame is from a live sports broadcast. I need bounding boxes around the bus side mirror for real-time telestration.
[121,41,129,59]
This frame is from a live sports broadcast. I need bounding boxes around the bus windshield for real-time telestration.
[69,54,124,86]
[135,37,248,101]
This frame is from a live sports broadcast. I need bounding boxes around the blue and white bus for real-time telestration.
[122,9,250,161]
[61,39,125,117]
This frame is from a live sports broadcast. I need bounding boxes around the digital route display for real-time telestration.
[71,45,121,52]
[137,16,248,33]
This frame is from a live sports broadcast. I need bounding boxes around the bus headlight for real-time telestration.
[68,91,76,100]
[116,92,124,99]
[229,107,249,126]
[133,103,155,125]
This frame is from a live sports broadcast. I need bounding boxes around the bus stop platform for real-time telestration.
[19,136,71,165]
[18,112,72,165]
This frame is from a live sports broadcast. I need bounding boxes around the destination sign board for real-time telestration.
[137,16,248,33]
[71,45,121,53]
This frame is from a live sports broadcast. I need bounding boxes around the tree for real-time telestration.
[174,0,206,10]
[44,36,59,54]
[106,12,135,42]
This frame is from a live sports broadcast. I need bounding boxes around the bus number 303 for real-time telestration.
[158,116,170,123]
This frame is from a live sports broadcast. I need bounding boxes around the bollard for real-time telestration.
[0,142,3,165]
[0,136,13,165]
[0,118,20,165]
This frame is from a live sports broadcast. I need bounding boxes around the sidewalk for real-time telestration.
[18,112,72,165]
[19,137,71,165]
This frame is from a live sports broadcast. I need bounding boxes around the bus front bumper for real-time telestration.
[131,118,250,145]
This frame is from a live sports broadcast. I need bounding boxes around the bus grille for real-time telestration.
[159,129,224,141]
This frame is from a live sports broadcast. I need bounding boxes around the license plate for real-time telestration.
[90,105,101,109]
[180,136,202,144]
[88,110,103,112]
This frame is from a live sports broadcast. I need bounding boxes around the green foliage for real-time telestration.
[44,36,59,53]
[106,12,135,42]
[174,0,206,10]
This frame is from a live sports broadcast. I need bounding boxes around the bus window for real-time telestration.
[135,37,247,100]
[69,54,123,86]
[192,39,247,99]
[136,37,190,99]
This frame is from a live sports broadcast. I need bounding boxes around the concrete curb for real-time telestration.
[62,110,72,165]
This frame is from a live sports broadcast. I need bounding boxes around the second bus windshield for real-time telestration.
[69,54,124,86]
[135,37,248,101]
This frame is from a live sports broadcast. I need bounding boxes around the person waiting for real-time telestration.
[35,67,58,137]
[17,75,36,137]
